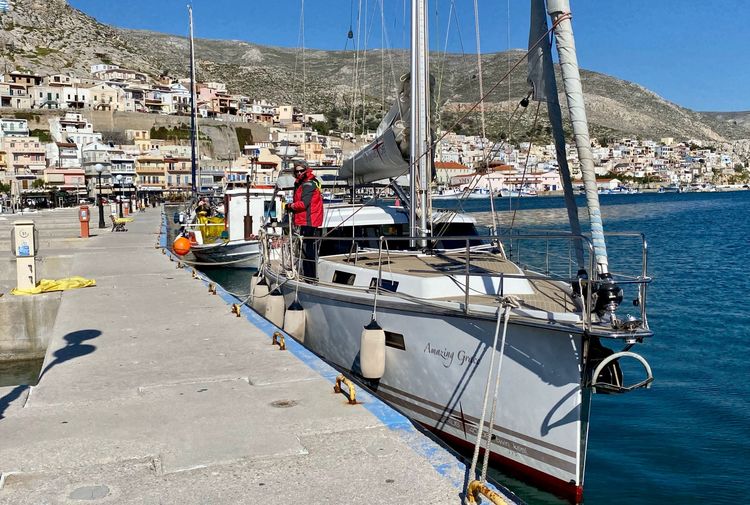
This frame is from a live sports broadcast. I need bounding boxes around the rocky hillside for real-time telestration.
[0,0,159,76]
[2,0,749,143]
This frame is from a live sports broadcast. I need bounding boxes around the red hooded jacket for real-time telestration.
[289,169,323,227]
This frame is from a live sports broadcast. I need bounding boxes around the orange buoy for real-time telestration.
[173,236,192,256]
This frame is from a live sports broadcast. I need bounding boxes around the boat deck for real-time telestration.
[322,252,580,315]
[435,278,579,314]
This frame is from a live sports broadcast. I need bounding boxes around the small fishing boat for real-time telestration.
[499,186,538,197]
[185,187,282,268]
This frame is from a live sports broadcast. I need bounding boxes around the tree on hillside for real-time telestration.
[311,121,331,136]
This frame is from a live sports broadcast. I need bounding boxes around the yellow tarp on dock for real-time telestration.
[11,276,96,296]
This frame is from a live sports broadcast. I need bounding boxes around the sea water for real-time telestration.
[458,191,750,504]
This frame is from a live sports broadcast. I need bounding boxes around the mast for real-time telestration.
[410,0,430,246]
[188,4,199,195]
[546,0,608,275]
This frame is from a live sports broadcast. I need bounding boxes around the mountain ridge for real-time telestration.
[1,0,749,142]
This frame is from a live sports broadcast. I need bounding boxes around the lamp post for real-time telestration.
[115,174,123,218]
[244,160,252,240]
[95,163,105,228]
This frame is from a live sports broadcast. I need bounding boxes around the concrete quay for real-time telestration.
[0,208,517,504]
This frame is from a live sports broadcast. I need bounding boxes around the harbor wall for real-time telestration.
[0,211,79,361]
[8,109,270,159]
[0,254,74,360]
[0,292,61,360]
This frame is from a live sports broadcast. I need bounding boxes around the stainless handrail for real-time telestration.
[259,228,650,333]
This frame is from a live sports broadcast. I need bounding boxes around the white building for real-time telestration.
[0,118,29,137]
[49,113,103,159]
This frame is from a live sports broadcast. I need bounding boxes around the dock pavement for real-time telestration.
[0,207,517,504]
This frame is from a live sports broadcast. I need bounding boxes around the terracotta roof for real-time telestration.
[490,164,515,172]
[435,161,469,170]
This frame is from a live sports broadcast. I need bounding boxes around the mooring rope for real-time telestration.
[465,295,519,499]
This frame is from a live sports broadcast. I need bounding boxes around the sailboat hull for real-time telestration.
[190,240,260,269]
[268,274,591,502]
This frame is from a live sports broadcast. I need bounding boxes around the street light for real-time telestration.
[115,174,123,218]
[95,163,105,229]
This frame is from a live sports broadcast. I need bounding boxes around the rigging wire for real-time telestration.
[471,0,498,238]
[508,101,542,233]
[348,0,364,137]
[380,0,385,111]
[324,17,565,238]
[361,0,368,136]
[291,0,307,120]
[434,0,453,133]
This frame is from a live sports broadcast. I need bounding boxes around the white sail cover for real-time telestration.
[339,75,411,186]
[547,0,609,273]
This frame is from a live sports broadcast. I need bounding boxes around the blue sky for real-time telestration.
[68,0,749,112]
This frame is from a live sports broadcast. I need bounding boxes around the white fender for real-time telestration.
[264,288,285,327]
[283,300,306,342]
[360,319,386,379]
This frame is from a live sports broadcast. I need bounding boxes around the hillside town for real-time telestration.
[1,66,748,210]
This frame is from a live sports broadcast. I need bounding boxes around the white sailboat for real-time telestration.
[255,1,655,501]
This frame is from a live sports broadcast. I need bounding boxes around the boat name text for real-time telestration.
[424,342,480,368]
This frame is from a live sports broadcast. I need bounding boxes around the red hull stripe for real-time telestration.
[377,389,577,475]
[377,381,577,458]
[426,426,584,504]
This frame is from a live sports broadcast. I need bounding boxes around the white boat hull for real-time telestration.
[267,273,590,501]
[191,240,260,268]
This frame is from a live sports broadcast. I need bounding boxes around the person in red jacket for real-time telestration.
[288,160,323,279]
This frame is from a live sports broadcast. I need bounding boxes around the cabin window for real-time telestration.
[319,224,409,256]
[432,223,483,249]
[370,278,399,292]
[384,331,406,350]
[332,271,356,285]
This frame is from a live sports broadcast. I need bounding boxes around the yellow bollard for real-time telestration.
[177,261,183,269]
[333,374,357,405]
[466,480,508,505]
[192,269,198,279]
[231,303,242,317]
[208,283,217,295]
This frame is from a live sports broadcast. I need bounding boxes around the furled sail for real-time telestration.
[340,73,435,187]
[339,74,411,186]
[547,0,610,274]
[528,0,585,270]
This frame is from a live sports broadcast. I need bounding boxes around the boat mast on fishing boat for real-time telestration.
[173,7,283,269]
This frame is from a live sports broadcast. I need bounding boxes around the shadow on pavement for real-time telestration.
[38,329,101,381]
